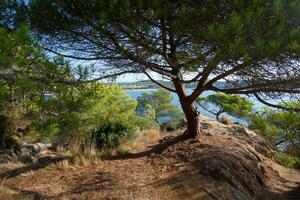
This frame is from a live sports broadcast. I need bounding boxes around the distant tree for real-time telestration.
[135,89,182,124]
[197,94,254,121]
[18,0,300,136]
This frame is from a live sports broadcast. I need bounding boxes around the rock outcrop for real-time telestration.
[149,116,300,200]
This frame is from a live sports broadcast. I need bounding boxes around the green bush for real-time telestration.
[93,121,137,149]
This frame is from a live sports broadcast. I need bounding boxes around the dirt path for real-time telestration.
[1,123,300,200]
[1,132,186,200]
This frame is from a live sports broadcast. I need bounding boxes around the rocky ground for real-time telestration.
[0,116,299,200]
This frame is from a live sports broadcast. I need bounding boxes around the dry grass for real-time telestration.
[0,185,14,200]
[96,128,164,158]
[221,116,234,125]
[0,186,35,200]
[1,128,163,171]
[0,154,25,174]
[0,177,33,200]
[55,144,101,169]
[117,128,163,153]
[0,160,24,171]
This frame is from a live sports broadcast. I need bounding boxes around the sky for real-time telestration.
[115,73,148,83]
[67,58,171,83]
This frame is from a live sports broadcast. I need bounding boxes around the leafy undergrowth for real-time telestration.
[0,120,299,200]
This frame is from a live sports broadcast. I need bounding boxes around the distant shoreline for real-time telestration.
[124,88,158,91]
[117,80,226,90]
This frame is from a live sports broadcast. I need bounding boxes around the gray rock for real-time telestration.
[18,142,52,157]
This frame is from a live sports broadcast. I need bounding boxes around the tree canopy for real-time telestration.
[251,106,300,152]
[7,0,300,136]
[0,26,142,149]
[197,94,253,121]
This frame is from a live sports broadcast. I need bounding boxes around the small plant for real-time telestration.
[272,150,300,168]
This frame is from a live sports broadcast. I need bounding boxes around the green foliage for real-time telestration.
[251,114,277,140]
[23,0,300,136]
[0,27,142,148]
[272,150,300,168]
[36,83,141,142]
[0,115,17,149]
[0,81,8,109]
[88,84,139,131]
[251,106,300,152]
[135,89,184,127]
[197,94,253,121]
[93,120,136,149]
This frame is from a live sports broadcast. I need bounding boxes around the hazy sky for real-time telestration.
[67,59,153,83]
[115,73,147,83]
[59,56,196,83]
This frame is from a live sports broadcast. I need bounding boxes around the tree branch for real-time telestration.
[204,60,252,87]
[144,71,176,92]
[29,70,139,85]
[103,29,177,79]
[211,85,300,95]
[187,55,221,102]
[43,47,124,60]
[254,94,300,112]
[181,71,203,83]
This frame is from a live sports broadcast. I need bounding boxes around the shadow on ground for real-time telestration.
[0,156,71,179]
[7,170,117,200]
[106,133,191,160]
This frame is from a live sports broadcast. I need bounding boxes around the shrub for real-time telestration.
[161,118,186,131]
[93,121,137,149]
[33,83,142,143]
[251,107,300,151]
[272,150,300,168]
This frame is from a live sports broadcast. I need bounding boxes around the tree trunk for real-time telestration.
[180,100,201,138]
[172,78,201,138]
[216,108,223,121]
[216,112,221,121]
